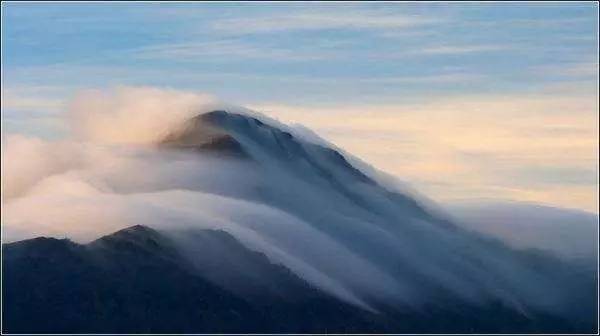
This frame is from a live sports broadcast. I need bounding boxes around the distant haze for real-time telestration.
[446,200,598,262]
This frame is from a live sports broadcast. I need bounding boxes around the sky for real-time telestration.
[1,2,598,213]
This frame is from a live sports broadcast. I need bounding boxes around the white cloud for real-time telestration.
[1,86,67,113]
[533,61,600,78]
[132,38,515,62]
[67,86,218,144]
[416,44,513,55]
[209,8,442,35]
[134,39,335,61]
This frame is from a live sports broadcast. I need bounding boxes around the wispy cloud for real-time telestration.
[532,61,600,79]
[209,7,443,35]
[416,44,513,55]
[300,73,486,85]
[133,39,340,61]
[1,86,67,113]
[133,39,514,62]
[465,16,595,30]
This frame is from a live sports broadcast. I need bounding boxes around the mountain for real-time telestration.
[4,225,392,333]
[3,225,588,334]
[2,110,598,333]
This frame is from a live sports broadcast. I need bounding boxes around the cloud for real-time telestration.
[415,44,513,55]
[1,135,83,199]
[2,86,596,320]
[134,40,337,62]
[447,200,598,261]
[286,73,487,84]
[466,16,596,30]
[126,7,448,62]
[532,61,600,79]
[132,39,513,63]
[67,86,218,144]
[209,7,442,35]
[1,86,67,113]
[8,83,593,212]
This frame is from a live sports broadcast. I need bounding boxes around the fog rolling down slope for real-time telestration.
[2,110,597,333]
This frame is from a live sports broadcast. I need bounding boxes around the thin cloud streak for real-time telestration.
[532,61,600,79]
[1,86,68,113]
[133,40,337,61]
[416,44,514,55]
[209,8,444,35]
[132,40,518,62]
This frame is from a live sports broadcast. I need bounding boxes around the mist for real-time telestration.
[2,87,596,321]
[446,200,598,262]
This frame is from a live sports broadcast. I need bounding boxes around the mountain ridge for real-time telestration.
[3,224,589,333]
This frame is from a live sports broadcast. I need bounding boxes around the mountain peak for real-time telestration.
[88,225,177,259]
[198,110,269,128]
[172,110,371,179]
[161,110,249,157]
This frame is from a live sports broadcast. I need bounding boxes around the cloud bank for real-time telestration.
[2,87,596,320]
[67,86,218,144]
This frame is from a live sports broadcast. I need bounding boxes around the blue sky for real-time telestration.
[3,3,597,103]
[1,2,598,212]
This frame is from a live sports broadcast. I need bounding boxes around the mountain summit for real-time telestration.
[162,110,438,221]
[163,110,374,182]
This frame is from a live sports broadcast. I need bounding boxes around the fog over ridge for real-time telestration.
[2,87,596,319]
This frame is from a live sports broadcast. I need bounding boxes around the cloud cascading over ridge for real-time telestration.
[2,87,596,320]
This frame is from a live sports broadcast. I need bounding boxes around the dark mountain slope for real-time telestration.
[3,225,593,333]
[2,225,386,333]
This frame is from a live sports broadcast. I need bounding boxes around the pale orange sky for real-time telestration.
[251,83,599,213]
